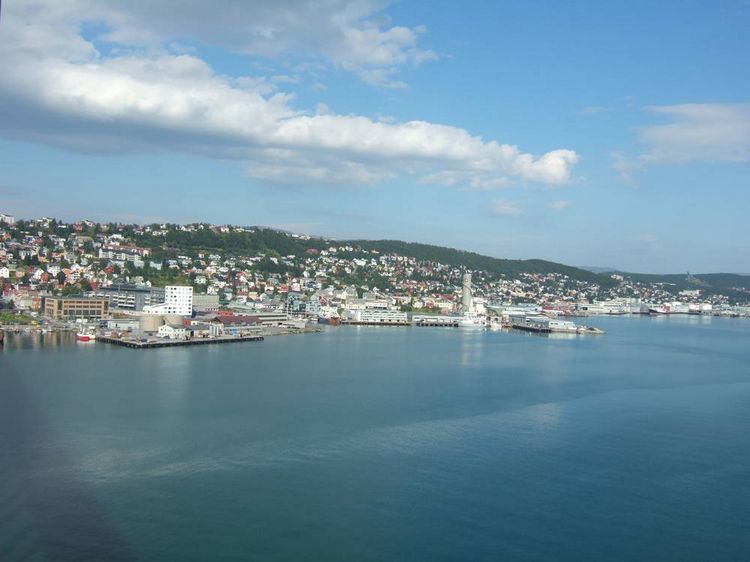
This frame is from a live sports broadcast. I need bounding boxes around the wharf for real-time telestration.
[340,320,411,326]
[98,335,264,349]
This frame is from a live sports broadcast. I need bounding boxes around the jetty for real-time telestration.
[97,334,264,349]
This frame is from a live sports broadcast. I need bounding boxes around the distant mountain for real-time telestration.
[624,272,750,292]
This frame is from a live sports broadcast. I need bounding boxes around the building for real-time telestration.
[95,283,165,311]
[342,309,409,325]
[43,296,109,320]
[214,315,264,336]
[0,213,15,225]
[143,285,193,316]
[193,293,220,312]
[157,324,187,339]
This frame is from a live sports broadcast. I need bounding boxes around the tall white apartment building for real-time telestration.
[0,213,15,225]
[144,285,193,316]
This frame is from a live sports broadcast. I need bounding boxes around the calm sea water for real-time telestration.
[1,316,749,561]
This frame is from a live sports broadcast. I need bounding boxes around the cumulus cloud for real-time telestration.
[613,103,750,180]
[17,0,437,89]
[0,0,580,189]
[490,199,523,216]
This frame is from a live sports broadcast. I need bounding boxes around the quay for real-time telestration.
[97,334,264,349]
[339,320,411,326]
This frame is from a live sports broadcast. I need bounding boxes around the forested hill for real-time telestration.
[155,226,616,285]
[623,272,750,293]
[345,239,615,285]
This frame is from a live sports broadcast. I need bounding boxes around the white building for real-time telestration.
[0,267,9,279]
[0,213,15,225]
[144,285,193,316]
[158,324,187,339]
[342,309,409,324]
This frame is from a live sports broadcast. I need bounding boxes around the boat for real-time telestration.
[76,332,96,342]
[318,315,341,326]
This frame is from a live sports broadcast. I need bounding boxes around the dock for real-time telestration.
[339,320,411,326]
[97,334,264,349]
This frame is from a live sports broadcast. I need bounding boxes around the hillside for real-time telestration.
[145,227,616,286]
[344,239,616,286]
[623,272,750,297]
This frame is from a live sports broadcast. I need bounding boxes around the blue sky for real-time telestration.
[0,0,748,273]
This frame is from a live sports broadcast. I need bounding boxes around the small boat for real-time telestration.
[76,332,96,342]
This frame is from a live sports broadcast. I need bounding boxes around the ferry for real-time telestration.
[318,315,341,326]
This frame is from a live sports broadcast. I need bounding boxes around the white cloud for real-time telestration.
[548,200,572,211]
[640,104,750,164]
[613,103,750,180]
[490,199,523,216]
[18,0,437,89]
[0,0,580,190]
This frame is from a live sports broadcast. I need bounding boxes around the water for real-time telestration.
[1,316,749,561]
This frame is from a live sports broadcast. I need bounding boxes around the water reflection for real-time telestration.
[0,360,133,560]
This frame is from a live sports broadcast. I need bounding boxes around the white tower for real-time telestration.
[461,272,474,313]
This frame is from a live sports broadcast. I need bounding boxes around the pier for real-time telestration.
[97,334,264,349]
[339,320,411,326]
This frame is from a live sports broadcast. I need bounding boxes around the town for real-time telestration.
[1,212,748,345]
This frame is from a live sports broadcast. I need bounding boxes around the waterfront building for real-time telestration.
[105,318,141,332]
[214,316,264,336]
[285,292,307,316]
[157,324,187,339]
[305,296,322,318]
[95,283,165,311]
[43,296,110,320]
[342,309,409,325]
[143,285,193,316]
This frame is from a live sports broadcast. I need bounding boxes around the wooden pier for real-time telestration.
[97,335,264,349]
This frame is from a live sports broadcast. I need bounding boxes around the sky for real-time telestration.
[0,0,748,273]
